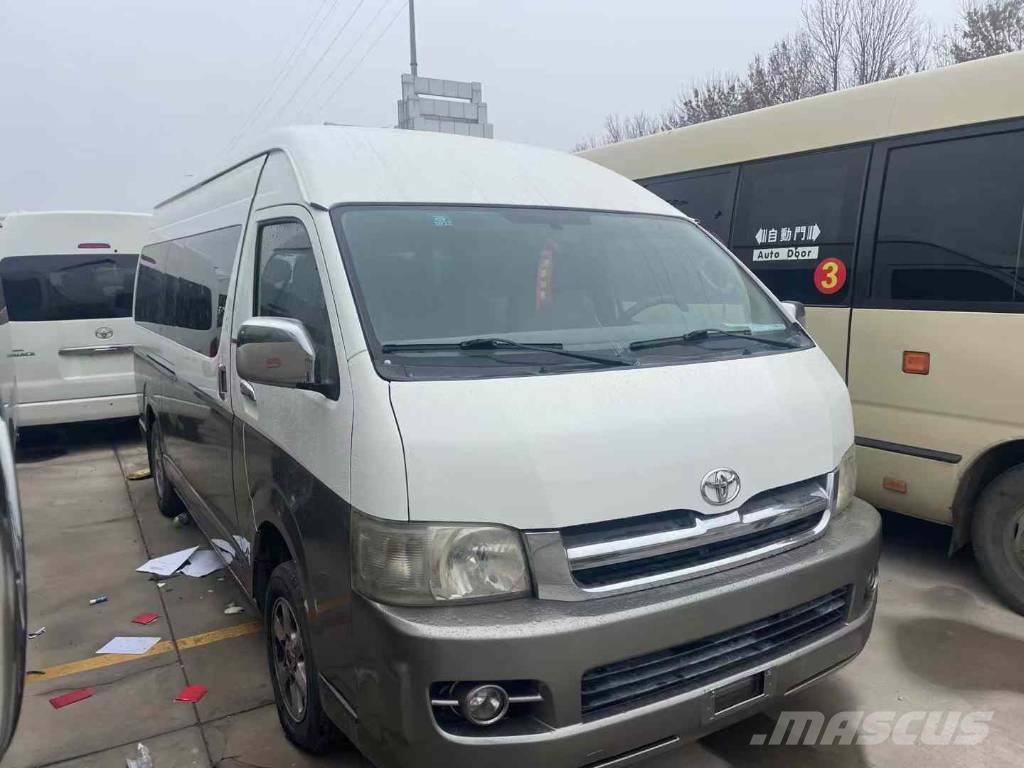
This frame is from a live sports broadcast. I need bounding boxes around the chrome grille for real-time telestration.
[580,587,849,717]
[563,474,832,594]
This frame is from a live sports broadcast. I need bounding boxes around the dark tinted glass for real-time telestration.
[256,221,338,387]
[732,146,869,306]
[133,226,241,356]
[0,253,138,322]
[871,130,1024,307]
[644,168,736,242]
[0,276,7,325]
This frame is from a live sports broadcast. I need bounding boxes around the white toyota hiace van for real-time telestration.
[135,126,880,768]
[0,211,150,426]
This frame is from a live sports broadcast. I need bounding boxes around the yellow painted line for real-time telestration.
[27,621,261,684]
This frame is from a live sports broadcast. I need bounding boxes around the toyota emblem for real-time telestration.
[95,326,114,340]
[700,468,741,506]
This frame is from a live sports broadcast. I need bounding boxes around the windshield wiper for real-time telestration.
[381,337,634,367]
[629,328,801,351]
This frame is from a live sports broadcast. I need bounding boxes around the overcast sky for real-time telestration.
[0,0,960,213]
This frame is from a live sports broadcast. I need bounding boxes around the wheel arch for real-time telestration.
[951,439,1024,553]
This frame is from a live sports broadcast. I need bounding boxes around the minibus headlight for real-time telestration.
[836,445,858,514]
[351,512,530,606]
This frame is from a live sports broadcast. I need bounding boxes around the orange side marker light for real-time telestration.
[902,351,930,375]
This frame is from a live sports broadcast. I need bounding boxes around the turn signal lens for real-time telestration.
[836,446,857,514]
[902,351,930,375]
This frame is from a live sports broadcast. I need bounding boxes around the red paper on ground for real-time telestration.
[175,684,208,703]
[131,612,160,625]
[49,688,94,709]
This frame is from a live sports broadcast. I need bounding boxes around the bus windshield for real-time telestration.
[332,206,810,378]
[0,253,138,322]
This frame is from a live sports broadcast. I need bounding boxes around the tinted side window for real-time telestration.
[871,130,1024,308]
[134,226,241,356]
[255,221,339,390]
[732,146,869,306]
[0,253,139,321]
[644,168,737,242]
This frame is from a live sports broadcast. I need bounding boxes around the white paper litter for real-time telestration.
[210,538,236,564]
[136,547,199,577]
[96,636,161,655]
[181,548,226,578]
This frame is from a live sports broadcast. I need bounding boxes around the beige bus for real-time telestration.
[582,51,1024,613]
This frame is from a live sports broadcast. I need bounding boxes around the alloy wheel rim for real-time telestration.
[271,597,307,722]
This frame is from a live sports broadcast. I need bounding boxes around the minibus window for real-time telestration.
[333,206,809,379]
[731,146,869,307]
[871,130,1024,307]
[0,253,138,322]
[255,221,339,391]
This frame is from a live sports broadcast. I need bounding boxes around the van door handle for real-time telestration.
[239,380,256,402]
[217,364,227,399]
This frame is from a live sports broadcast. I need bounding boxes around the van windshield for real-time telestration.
[332,206,810,379]
[0,253,138,322]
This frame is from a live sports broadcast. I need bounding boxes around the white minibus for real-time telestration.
[0,211,150,426]
[135,126,879,767]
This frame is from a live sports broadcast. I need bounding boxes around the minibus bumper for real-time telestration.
[340,497,880,768]
[16,394,140,427]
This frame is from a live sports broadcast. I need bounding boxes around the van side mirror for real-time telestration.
[236,317,317,389]
[782,300,806,325]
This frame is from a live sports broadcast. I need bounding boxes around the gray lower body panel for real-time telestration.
[331,498,880,768]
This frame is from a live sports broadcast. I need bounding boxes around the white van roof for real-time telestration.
[165,126,680,217]
[0,211,151,257]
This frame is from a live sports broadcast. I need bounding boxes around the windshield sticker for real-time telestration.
[755,223,821,245]
[753,246,819,262]
[814,257,847,295]
[432,215,453,227]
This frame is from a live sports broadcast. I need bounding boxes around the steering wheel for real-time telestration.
[621,295,687,321]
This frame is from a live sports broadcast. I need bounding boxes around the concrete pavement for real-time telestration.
[4,423,1023,767]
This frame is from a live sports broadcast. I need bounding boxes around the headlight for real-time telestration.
[351,512,530,606]
[835,445,857,514]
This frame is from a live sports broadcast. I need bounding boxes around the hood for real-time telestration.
[389,347,853,529]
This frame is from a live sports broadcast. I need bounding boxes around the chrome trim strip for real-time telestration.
[526,472,837,601]
[430,693,543,707]
[566,489,828,571]
[58,344,134,356]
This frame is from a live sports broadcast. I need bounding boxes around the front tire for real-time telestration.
[972,465,1024,615]
[147,418,184,519]
[265,561,339,753]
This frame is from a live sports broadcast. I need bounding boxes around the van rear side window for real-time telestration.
[0,253,138,322]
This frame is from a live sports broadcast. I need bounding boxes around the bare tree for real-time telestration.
[847,0,930,84]
[803,0,852,90]
[742,33,825,109]
[662,74,746,129]
[945,0,1024,62]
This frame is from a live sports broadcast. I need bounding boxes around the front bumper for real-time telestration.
[338,497,880,768]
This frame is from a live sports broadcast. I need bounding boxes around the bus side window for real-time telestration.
[731,146,869,306]
[870,130,1024,308]
[644,168,737,243]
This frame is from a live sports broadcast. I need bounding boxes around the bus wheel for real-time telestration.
[148,419,185,519]
[972,465,1024,615]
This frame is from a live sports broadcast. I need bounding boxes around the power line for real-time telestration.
[223,0,337,154]
[294,0,399,121]
[315,1,409,119]
[263,0,368,130]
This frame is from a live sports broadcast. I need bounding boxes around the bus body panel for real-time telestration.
[0,212,150,426]
[804,306,850,378]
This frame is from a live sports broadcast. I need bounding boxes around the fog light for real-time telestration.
[460,684,509,726]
